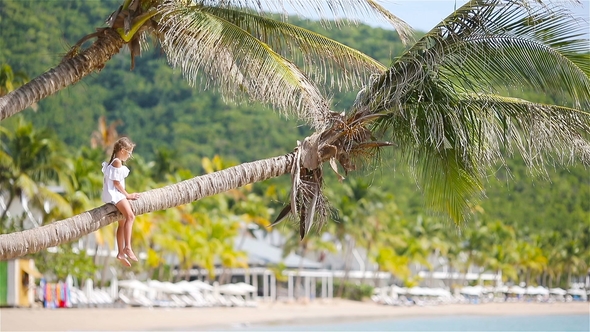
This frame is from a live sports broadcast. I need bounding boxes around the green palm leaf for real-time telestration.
[195,6,388,88]
[358,0,590,225]
[199,0,413,44]
[359,0,590,113]
[33,185,73,219]
[434,1,590,107]
[158,2,330,128]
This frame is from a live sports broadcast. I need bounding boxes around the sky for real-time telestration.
[374,0,589,33]
[276,0,589,35]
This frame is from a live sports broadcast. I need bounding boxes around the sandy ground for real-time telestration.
[1,300,588,331]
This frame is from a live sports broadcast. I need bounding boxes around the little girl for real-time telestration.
[102,137,140,267]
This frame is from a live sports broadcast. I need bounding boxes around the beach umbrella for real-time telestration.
[174,280,195,292]
[147,280,185,294]
[408,287,433,296]
[391,285,407,295]
[119,279,151,292]
[407,287,422,296]
[549,288,567,295]
[534,286,549,296]
[218,283,248,295]
[161,281,185,294]
[525,286,538,295]
[189,279,214,291]
[430,288,452,298]
[566,288,585,296]
[234,282,256,293]
[494,285,509,293]
[460,286,483,296]
[508,286,525,295]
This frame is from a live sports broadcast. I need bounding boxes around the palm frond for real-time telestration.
[375,89,590,223]
[349,0,590,224]
[460,94,590,166]
[357,0,590,113]
[435,0,590,108]
[158,2,331,129]
[34,185,73,218]
[196,6,387,90]
[200,0,414,44]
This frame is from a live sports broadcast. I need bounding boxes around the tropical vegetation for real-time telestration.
[2,116,588,289]
[0,0,588,290]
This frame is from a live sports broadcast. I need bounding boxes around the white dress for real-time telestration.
[101,158,130,205]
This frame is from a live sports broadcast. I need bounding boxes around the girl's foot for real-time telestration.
[117,253,131,267]
[124,247,138,262]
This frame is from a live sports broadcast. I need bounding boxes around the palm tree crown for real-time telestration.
[348,0,590,223]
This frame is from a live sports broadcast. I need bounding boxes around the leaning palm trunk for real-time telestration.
[0,153,295,260]
[0,29,124,121]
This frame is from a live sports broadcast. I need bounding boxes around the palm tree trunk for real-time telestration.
[337,237,355,298]
[100,246,112,287]
[0,153,295,260]
[360,241,372,285]
[0,192,16,227]
[0,29,124,121]
[294,243,308,300]
[158,263,164,281]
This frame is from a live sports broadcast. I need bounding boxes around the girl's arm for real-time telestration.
[111,159,140,200]
[113,180,138,200]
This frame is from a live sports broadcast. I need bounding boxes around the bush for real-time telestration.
[332,280,374,301]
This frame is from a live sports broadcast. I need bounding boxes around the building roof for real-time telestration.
[236,236,322,269]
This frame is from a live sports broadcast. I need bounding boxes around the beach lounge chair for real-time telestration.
[169,294,188,307]
[183,291,207,307]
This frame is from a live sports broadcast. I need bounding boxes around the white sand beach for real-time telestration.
[1,300,588,331]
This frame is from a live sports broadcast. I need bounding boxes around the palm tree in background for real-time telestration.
[0,117,72,231]
[151,208,187,280]
[280,229,336,299]
[1,0,589,259]
[90,116,123,156]
[483,221,518,283]
[326,177,387,296]
[0,64,29,97]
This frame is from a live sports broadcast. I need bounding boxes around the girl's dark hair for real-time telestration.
[108,137,136,164]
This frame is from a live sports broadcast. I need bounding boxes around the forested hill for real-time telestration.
[1,1,587,232]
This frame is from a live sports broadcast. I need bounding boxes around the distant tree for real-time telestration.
[0,116,72,232]
[0,64,29,96]
[90,116,122,155]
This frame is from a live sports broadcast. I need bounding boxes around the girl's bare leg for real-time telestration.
[115,220,131,267]
[116,198,138,262]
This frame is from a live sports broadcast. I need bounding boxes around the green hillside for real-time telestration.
[1,0,587,233]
